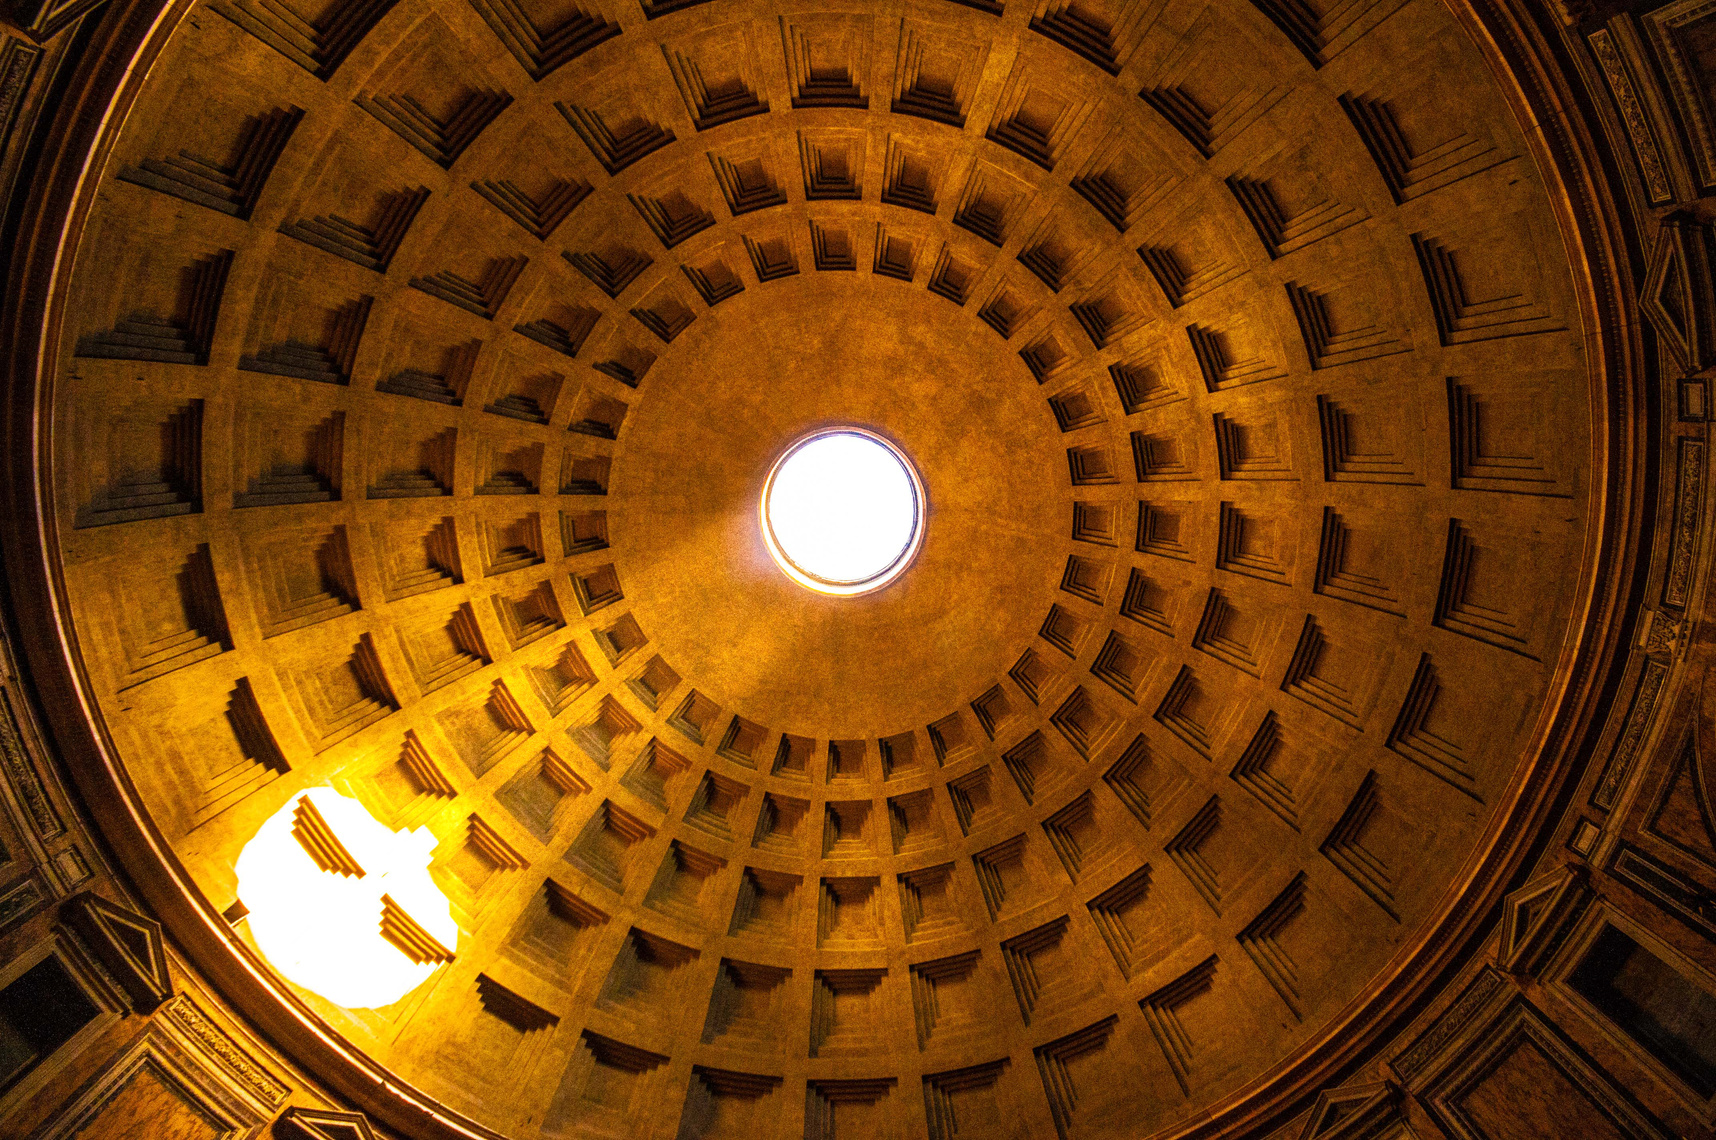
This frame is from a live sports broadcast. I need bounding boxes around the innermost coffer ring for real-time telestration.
[760,427,926,596]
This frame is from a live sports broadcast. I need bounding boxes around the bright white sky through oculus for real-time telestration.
[766,432,918,585]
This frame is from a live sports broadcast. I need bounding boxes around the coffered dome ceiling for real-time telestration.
[40,0,1607,1134]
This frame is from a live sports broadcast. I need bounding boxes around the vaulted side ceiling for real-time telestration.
[45,0,1601,1136]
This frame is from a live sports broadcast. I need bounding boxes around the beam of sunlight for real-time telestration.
[236,787,458,1009]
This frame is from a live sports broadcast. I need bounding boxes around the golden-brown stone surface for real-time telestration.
[28,0,1619,1135]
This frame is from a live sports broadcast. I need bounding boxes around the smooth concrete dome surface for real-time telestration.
[39,0,1606,1134]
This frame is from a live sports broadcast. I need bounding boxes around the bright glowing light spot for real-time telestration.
[762,429,923,596]
[236,788,457,1009]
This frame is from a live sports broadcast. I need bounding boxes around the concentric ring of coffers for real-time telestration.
[40,0,1602,1135]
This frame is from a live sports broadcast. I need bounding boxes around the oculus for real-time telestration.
[761,428,924,596]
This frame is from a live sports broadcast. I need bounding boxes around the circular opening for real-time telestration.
[761,428,924,596]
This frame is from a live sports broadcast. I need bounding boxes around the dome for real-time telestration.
[1,0,1702,1136]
